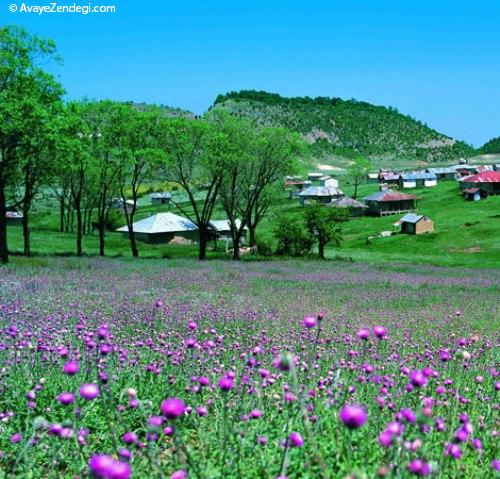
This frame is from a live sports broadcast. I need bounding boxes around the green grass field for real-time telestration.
[7,180,500,268]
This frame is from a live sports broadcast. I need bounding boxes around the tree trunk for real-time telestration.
[59,198,65,232]
[98,223,105,257]
[76,202,83,257]
[353,183,358,199]
[22,203,30,257]
[318,240,325,259]
[232,233,242,260]
[248,224,256,247]
[198,229,207,261]
[127,224,139,258]
[0,177,8,264]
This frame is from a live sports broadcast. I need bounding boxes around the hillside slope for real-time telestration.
[479,136,500,154]
[210,91,474,166]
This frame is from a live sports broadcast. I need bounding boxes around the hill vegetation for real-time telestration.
[479,136,500,154]
[211,90,475,165]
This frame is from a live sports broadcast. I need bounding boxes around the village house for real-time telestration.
[399,172,437,188]
[426,167,457,180]
[363,190,417,216]
[299,185,344,205]
[307,172,323,184]
[319,175,339,187]
[379,172,400,184]
[6,211,23,225]
[459,171,500,195]
[150,192,172,205]
[284,179,311,198]
[462,187,487,201]
[116,212,198,244]
[326,196,367,216]
[394,213,435,235]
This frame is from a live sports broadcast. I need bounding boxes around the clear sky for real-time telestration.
[8,0,500,146]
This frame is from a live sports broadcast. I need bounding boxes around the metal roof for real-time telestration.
[363,190,417,202]
[426,167,456,174]
[116,213,197,234]
[400,172,437,181]
[327,197,367,208]
[398,213,424,224]
[209,219,243,231]
[461,171,500,183]
[151,192,172,199]
[299,186,344,197]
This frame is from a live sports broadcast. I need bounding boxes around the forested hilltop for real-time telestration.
[211,90,474,164]
[479,136,500,154]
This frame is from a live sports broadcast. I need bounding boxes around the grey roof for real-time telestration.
[319,175,332,181]
[209,219,243,232]
[327,197,367,208]
[116,213,197,234]
[398,213,424,224]
[299,186,344,197]
[151,192,172,199]
[426,167,456,174]
[400,172,437,181]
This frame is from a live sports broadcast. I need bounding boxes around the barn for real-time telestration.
[459,171,500,195]
[363,191,417,216]
[394,213,435,235]
[399,172,437,188]
[116,213,198,244]
[299,186,344,205]
[151,192,172,205]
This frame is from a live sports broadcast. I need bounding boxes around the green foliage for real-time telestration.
[274,212,313,257]
[211,90,476,163]
[478,136,500,154]
[304,204,348,258]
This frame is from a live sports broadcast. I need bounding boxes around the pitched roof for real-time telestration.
[426,167,456,174]
[299,186,344,197]
[400,172,437,181]
[327,197,367,208]
[398,213,424,224]
[461,171,500,183]
[151,192,172,199]
[116,213,197,234]
[209,219,243,231]
[462,188,480,194]
[363,190,417,202]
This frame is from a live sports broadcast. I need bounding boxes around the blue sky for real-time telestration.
[9,0,500,146]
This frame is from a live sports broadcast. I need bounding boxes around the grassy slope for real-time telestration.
[7,181,500,268]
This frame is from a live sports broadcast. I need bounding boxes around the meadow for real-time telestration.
[7,180,500,268]
[0,257,499,478]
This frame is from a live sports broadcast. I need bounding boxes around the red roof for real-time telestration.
[462,171,500,183]
[463,188,480,194]
[365,190,417,202]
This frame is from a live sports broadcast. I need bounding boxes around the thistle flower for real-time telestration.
[161,398,186,419]
[339,404,367,429]
[79,383,100,400]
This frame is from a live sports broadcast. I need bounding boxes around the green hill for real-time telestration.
[479,136,500,154]
[210,90,475,167]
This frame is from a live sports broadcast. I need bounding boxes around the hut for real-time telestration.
[426,167,457,180]
[307,172,323,184]
[6,211,23,225]
[367,173,379,183]
[394,213,435,235]
[327,196,367,217]
[151,192,172,205]
[208,219,247,244]
[459,171,500,195]
[462,188,487,201]
[299,186,344,205]
[110,198,134,210]
[363,190,417,216]
[116,212,198,244]
[399,172,437,188]
[379,172,400,184]
[284,179,310,198]
[319,175,339,187]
